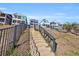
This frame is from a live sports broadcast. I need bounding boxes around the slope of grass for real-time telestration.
[46,28,79,56]
[11,29,30,56]
[0,24,13,29]
[65,51,79,56]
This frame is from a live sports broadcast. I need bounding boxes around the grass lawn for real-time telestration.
[11,29,30,56]
[0,24,14,29]
[46,28,79,56]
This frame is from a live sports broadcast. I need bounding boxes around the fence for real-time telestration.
[0,24,27,56]
[39,25,57,54]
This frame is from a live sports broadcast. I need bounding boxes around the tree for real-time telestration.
[63,22,72,32]
[63,22,78,32]
[40,19,49,27]
[71,23,77,30]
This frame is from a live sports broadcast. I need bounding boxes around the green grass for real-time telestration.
[65,51,79,56]
[6,48,15,56]
[11,48,31,56]
[47,28,79,56]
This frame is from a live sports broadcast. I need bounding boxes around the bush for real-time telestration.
[63,22,78,32]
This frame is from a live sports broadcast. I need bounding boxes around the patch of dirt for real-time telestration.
[11,29,30,56]
[46,28,79,56]
[0,25,14,29]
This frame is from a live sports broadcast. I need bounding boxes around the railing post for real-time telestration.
[50,39,57,54]
[1,30,5,55]
[13,26,17,48]
[39,25,41,32]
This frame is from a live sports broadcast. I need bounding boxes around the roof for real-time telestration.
[13,13,26,16]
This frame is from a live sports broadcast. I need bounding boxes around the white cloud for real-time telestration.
[66,16,79,19]
[0,7,7,11]
[27,16,53,20]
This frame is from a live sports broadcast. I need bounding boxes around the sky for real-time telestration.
[0,3,79,24]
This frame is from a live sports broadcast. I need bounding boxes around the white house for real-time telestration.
[12,13,27,25]
[50,22,64,31]
[40,19,50,28]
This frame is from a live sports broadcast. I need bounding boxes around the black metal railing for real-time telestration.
[0,24,27,56]
[39,25,57,54]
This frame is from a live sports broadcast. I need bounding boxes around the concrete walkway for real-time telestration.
[30,28,54,56]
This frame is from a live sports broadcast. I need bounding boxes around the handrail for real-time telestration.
[40,26,56,41]
[39,25,57,53]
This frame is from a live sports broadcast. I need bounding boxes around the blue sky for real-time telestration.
[0,3,79,24]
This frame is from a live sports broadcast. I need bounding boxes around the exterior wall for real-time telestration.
[6,14,12,25]
[12,18,22,25]
[0,12,12,25]
[21,16,27,24]
[0,12,27,25]
[12,14,27,25]
[0,18,6,24]
[30,19,35,27]
[0,13,6,24]
[30,19,38,28]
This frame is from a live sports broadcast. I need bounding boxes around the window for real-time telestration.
[13,20,16,23]
[17,20,20,23]
[7,14,12,19]
[0,18,5,22]
[18,16,21,19]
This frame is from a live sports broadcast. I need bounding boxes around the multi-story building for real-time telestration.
[12,13,27,25]
[50,22,58,29]
[0,12,27,25]
[0,12,12,25]
[30,19,38,27]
